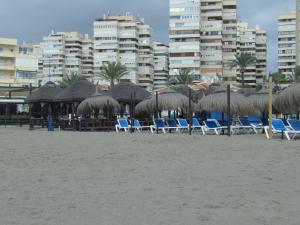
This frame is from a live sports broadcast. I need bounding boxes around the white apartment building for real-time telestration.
[200,0,238,83]
[153,42,169,90]
[169,0,238,83]
[296,0,300,65]
[169,0,201,79]
[39,31,93,84]
[237,22,267,86]
[278,12,296,77]
[93,13,154,91]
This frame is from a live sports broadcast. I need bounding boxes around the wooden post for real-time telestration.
[227,85,231,136]
[268,76,273,139]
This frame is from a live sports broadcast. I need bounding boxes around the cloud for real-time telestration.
[0,0,295,72]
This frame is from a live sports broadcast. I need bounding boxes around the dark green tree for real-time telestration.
[96,62,128,87]
[230,53,256,87]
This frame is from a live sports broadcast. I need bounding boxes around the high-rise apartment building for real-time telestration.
[237,22,267,86]
[0,37,40,86]
[153,42,169,90]
[278,12,296,77]
[200,0,238,83]
[38,31,93,84]
[169,0,201,79]
[93,13,154,91]
[169,0,238,83]
[296,0,300,65]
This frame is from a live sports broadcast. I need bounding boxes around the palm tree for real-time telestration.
[290,65,300,83]
[95,62,128,87]
[58,72,84,88]
[270,71,291,92]
[169,69,196,85]
[230,53,256,87]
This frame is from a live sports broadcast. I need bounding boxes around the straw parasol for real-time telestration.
[273,83,300,114]
[198,91,258,115]
[77,90,120,114]
[54,79,96,103]
[170,84,205,102]
[26,81,62,103]
[107,81,151,103]
[135,87,193,113]
[248,89,271,113]
[238,87,257,97]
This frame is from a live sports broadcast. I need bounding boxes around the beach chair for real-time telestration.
[287,119,300,139]
[192,118,205,134]
[131,119,151,132]
[115,118,130,132]
[248,116,264,132]
[204,119,235,135]
[203,119,223,135]
[238,117,257,133]
[150,118,167,134]
[166,119,181,133]
[176,118,190,131]
[264,119,300,140]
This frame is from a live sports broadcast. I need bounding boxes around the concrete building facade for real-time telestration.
[0,37,40,86]
[153,42,169,90]
[237,22,267,86]
[39,31,93,84]
[93,13,154,91]
[169,0,201,79]
[278,12,296,77]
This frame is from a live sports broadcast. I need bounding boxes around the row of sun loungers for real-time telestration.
[116,117,300,140]
[115,117,266,136]
[264,119,300,141]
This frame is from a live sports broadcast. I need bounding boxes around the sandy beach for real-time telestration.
[0,127,300,225]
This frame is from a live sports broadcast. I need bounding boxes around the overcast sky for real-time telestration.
[0,0,295,72]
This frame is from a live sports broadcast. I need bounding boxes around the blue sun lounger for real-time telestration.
[238,117,257,133]
[177,118,189,130]
[131,119,151,132]
[167,119,185,132]
[150,118,167,134]
[287,119,300,139]
[115,118,130,132]
[204,119,235,135]
[264,119,300,140]
[203,119,223,135]
[192,118,205,134]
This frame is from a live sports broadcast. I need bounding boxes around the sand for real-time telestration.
[0,127,300,225]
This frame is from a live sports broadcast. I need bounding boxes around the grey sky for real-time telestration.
[0,0,296,72]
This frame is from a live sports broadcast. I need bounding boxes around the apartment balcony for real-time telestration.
[0,51,16,58]
[0,65,15,71]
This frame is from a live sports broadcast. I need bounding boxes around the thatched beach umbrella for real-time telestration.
[107,81,151,104]
[238,87,257,97]
[135,87,193,113]
[54,79,96,103]
[170,84,204,102]
[26,81,62,103]
[248,89,272,113]
[198,91,257,115]
[77,91,120,115]
[273,83,300,114]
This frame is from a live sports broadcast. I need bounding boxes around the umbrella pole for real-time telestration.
[227,85,231,137]
[189,89,192,135]
[156,91,159,134]
[130,93,133,133]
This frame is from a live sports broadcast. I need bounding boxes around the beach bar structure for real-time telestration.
[0,83,37,126]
